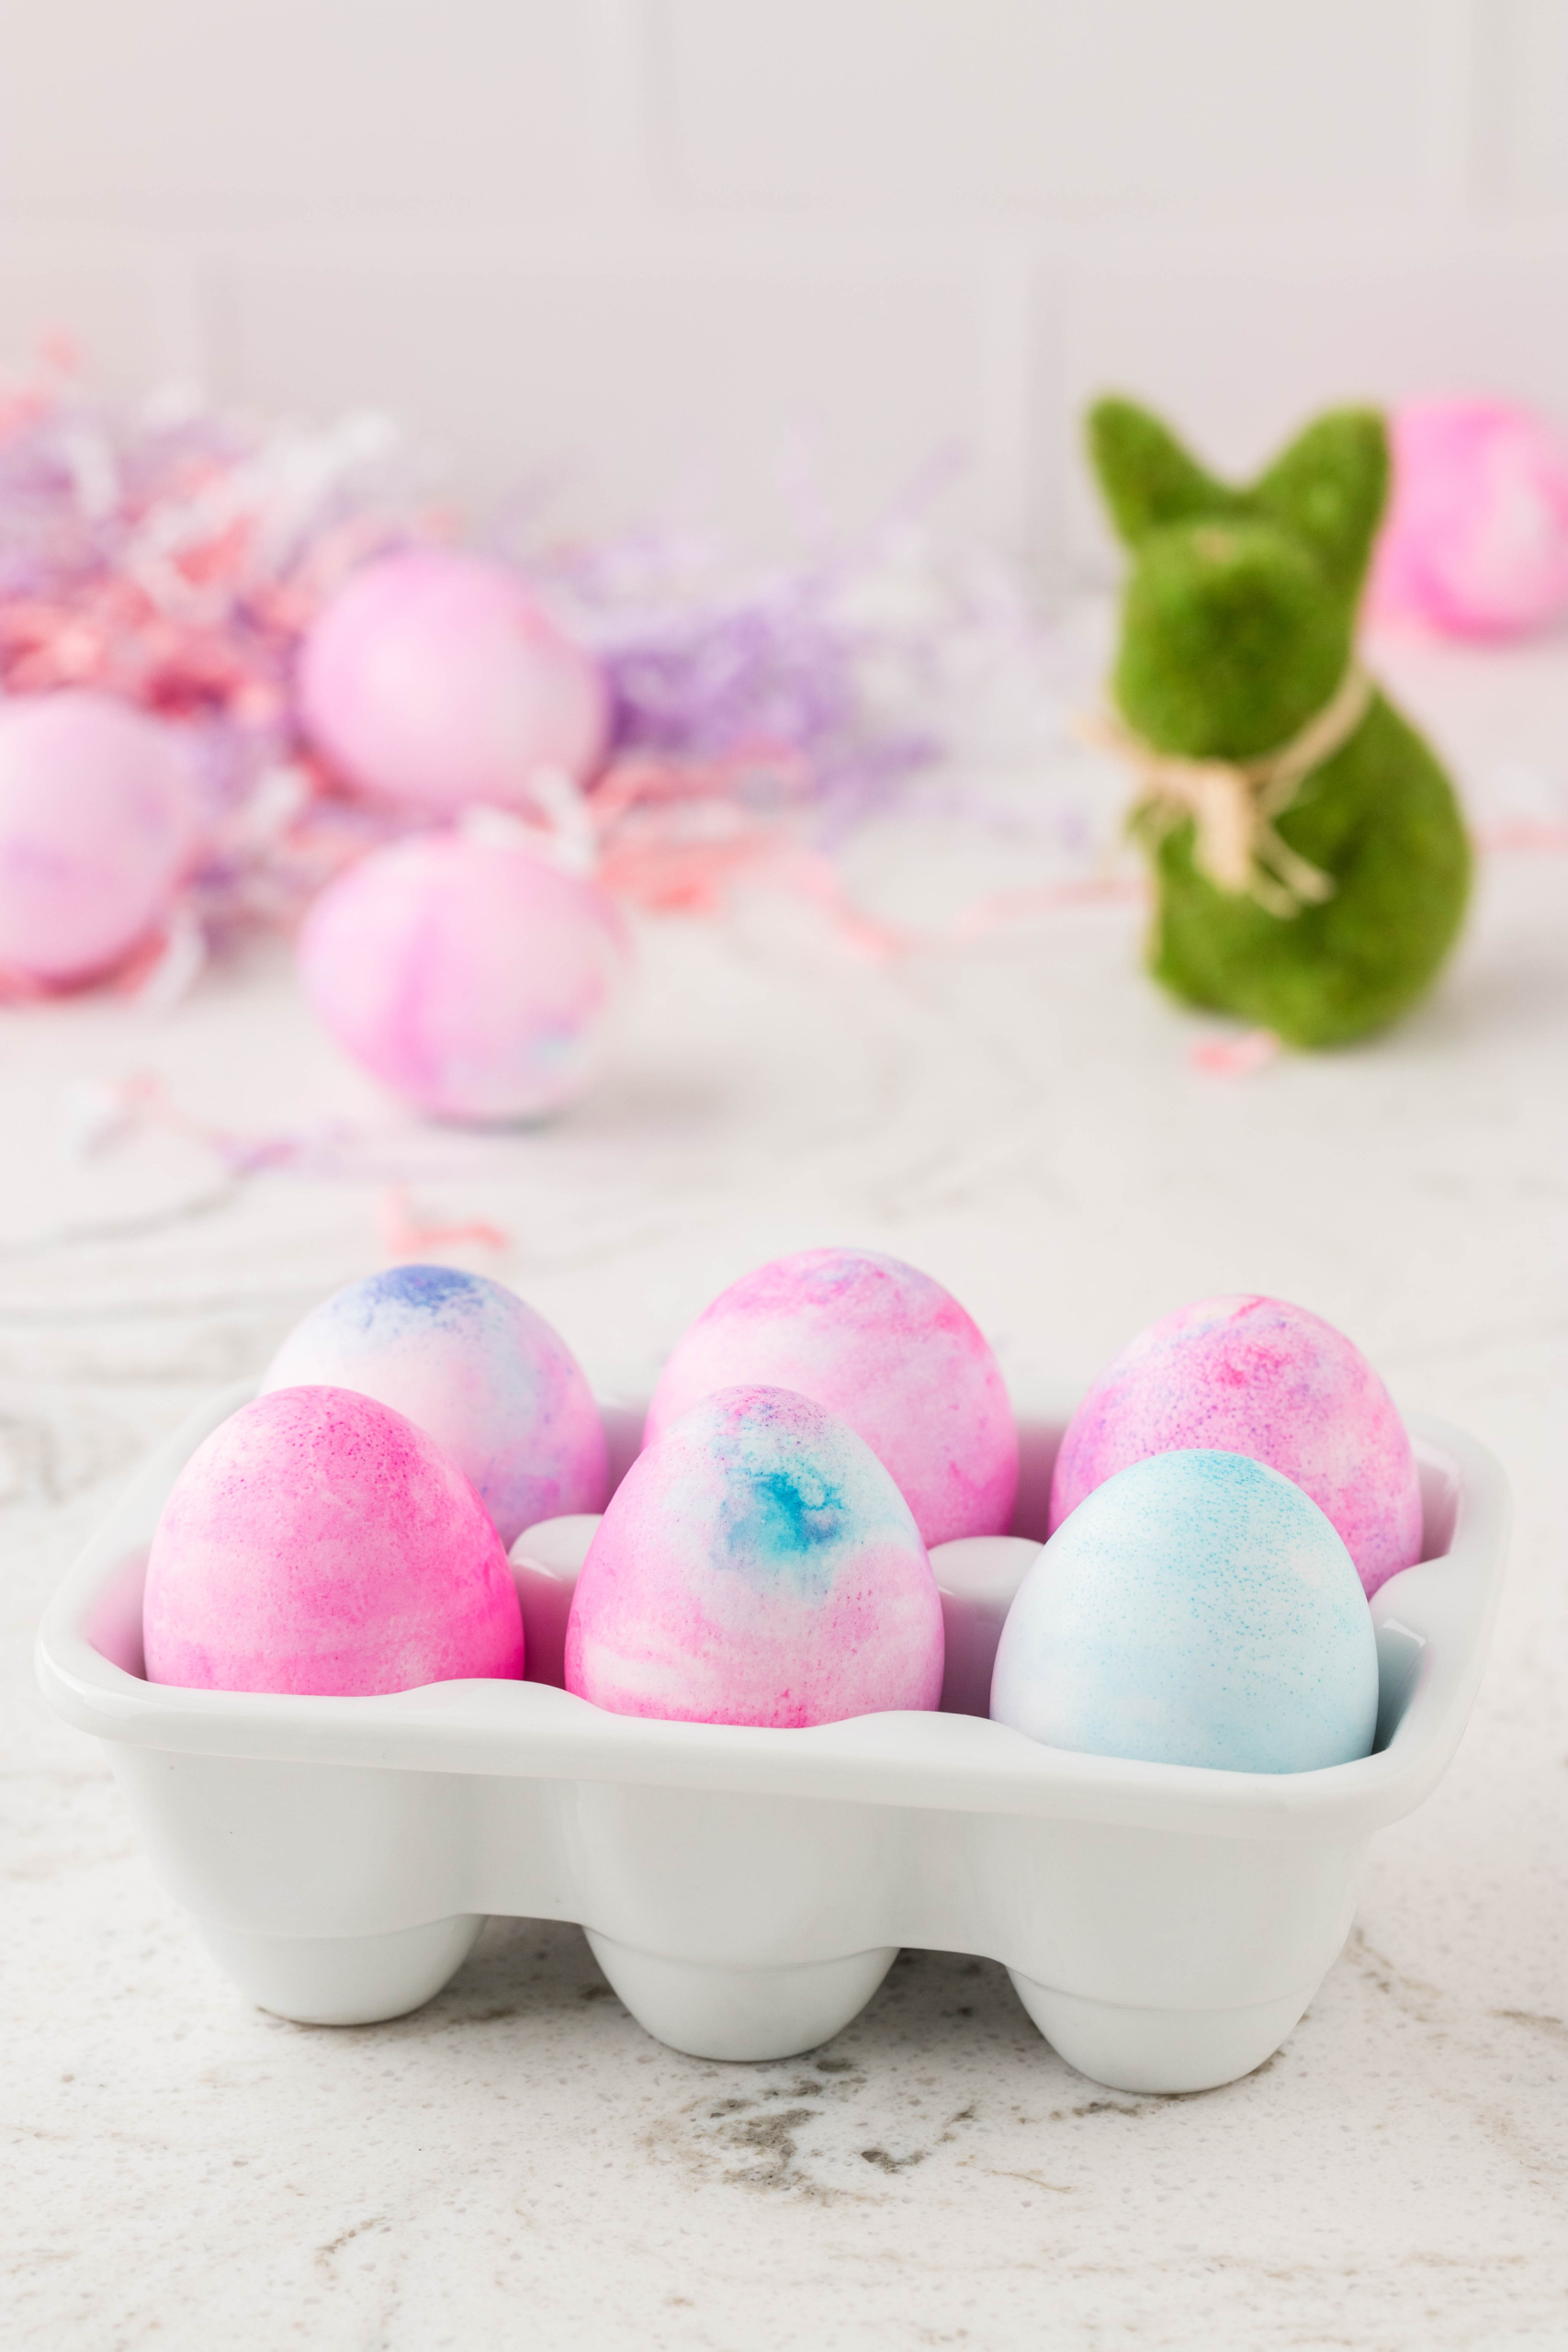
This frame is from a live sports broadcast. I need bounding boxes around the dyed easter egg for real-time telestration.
[1050,1295,1421,1599]
[1370,400,1568,640]
[0,691,194,983]
[993,1449,1378,1773]
[299,831,632,1122]
[565,1384,944,1726]
[643,1249,1017,1548]
[262,1262,606,1548]
[142,1385,525,1697]
[298,548,608,814]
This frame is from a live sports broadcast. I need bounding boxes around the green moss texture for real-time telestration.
[1087,397,1472,1047]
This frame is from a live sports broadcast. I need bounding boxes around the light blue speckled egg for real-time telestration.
[990,1448,1379,1772]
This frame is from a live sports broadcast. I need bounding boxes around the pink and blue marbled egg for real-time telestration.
[262,1263,607,1549]
[642,1250,1018,1548]
[565,1385,944,1726]
[298,832,632,1123]
[1050,1295,1422,1599]
[142,1385,525,1697]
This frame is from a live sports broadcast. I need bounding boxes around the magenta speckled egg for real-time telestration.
[299,832,632,1123]
[142,1385,525,1696]
[298,549,608,814]
[1049,1295,1423,1599]
[262,1262,606,1548]
[642,1250,1018,1548]
[565,1385,944,1727]
[0,691,194,983]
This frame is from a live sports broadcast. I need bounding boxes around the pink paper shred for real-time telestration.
[378,1185,510,1260]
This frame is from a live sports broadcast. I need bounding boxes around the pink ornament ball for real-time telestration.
[1049,1294,1423,1600]
[142,1385,525,1697]
[643,1249,1018,1548]
[0,690,194,983]
[1370,399,1568,640]
[297,548,609,814]
[262,1262,607,1548]
[299,832,632,1123]
[566,1384,944,1727]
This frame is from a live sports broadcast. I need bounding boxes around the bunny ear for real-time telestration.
[1086,397,1235,546]
[1250,409,1390,590]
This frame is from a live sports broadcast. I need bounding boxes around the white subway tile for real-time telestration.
[0,248,181,388]
[211,249,996,549]
[0,2,604,228]
[665,0,1445,220]
[1060,245,1568,575]
[1485,0,1568,213]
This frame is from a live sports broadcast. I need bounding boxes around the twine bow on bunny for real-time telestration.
[1082,663,1374,920]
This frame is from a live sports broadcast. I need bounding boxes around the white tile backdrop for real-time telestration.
[1,0,1566,583]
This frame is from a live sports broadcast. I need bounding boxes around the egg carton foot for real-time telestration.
[198,1913,486,2025]
[1010,1973,1313,2095]
[585,1933,897,2062]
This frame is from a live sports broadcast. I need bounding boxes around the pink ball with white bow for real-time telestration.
[299,831,632,1124]
[0,691,195,985]
[297,548,610,814]
[1370,400,1568,640]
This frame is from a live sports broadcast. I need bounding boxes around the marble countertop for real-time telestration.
[6,627,1568,2349]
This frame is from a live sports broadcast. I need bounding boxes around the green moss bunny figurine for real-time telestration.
[1086,397,1471,1046]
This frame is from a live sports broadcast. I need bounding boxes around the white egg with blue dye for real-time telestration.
[261,1263,607,1549]
[990,1448,1378,1773]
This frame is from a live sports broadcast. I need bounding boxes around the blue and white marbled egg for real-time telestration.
[262,1263,606,1549]
[990,1448,1378,1773]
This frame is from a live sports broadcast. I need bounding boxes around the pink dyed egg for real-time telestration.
[1370,400,1568,640]
[142,1385,525,1697]
[299,832,632,1123]
[297,548,609,813]
[262,1262,606,1548]
[0,691,194,983]
[1049,1295,1422,1600]
[643,1249,1018,1548]
[566,1384,943,1726]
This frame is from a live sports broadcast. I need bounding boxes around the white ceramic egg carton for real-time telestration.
[36,1382,1506,2095]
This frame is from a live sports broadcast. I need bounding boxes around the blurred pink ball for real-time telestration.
[1370,400,1568,640]
[0,690,194,983]
[299,831,632,1123]
[297,548,610,813]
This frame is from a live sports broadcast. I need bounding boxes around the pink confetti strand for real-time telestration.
[378,1186,511,1261]
[71,1070,342,1174]
[1190,1028,1281,1079]
[1473,820,1568,854]
[945,873,1148,944]
[774,850,918,963]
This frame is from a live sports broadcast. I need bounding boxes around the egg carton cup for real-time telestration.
[36,1383,1507,2095]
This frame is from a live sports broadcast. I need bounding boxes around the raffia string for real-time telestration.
[1081,663,1374,920]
